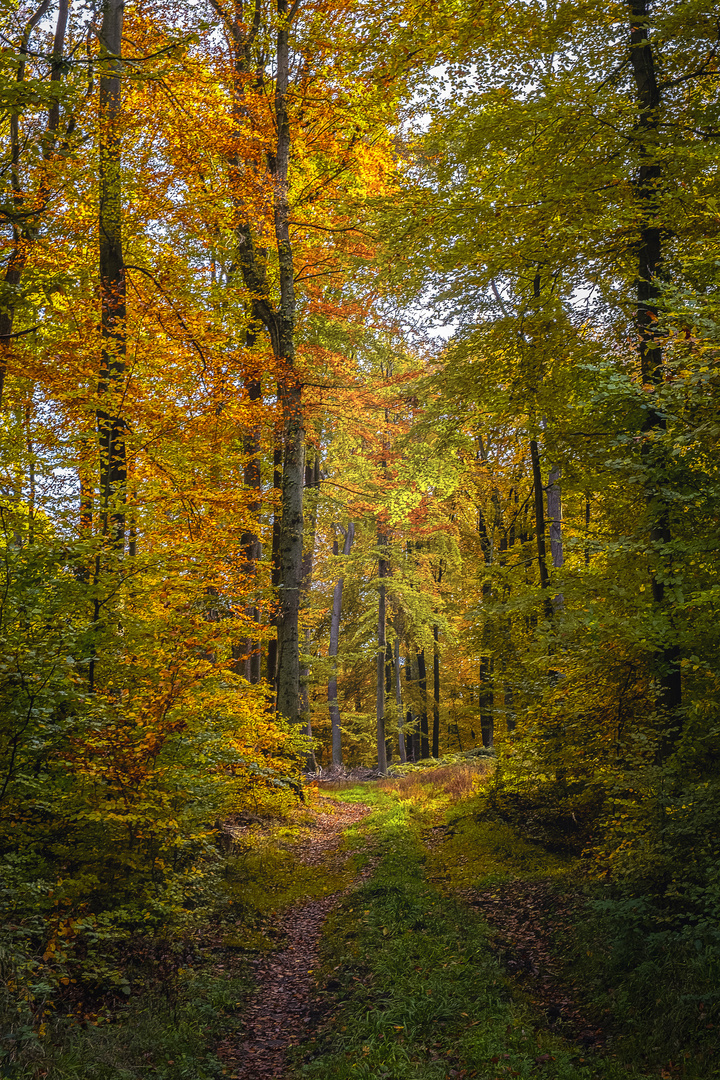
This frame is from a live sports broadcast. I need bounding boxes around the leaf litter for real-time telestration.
[216,797,376,1080]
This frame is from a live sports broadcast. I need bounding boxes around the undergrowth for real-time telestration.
[0,794,341,1080]
[424,767,720,1077]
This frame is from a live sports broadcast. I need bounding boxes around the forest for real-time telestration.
[1,0,719,1077]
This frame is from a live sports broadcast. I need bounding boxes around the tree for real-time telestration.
[327,521,354,767]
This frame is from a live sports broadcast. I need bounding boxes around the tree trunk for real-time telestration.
[628,0,682,754]
[97,0,127,549]
[417,647,429,759]
[299,454,319,770]
[546,463,563,609]
[479,657,494,747]
[530,438,553,619]
[432,625,440,758]
[266,443,283,689]
[275,379,304,725]
[271,1,304,726]
[376,532,387,773]
[477,490,495,747]
[385,640,394,765]
[504,684,516,733]
[236,363,262,682]
[328,522,354,768]
[0,0,65,409]
[404,650,418,761]
[395,637,406,763]
[218,0,303,724]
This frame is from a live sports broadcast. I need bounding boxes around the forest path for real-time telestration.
[217,795,377,1080]
[285,782,651,1080]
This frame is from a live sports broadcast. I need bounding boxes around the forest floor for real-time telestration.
[27,767,710,1080]
[216,770,673,1080]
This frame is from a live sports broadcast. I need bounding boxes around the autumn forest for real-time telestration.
[1,0,719,1077]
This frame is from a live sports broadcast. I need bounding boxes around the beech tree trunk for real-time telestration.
[271,3,304,726]
[0,0,67,409]
[298,454,319,769]
[628,0,682,754]
[395,637,406,762]
[218,0,304,725]
[432,625,440,758]
[405,651,418,762]
[97,0,127,549]
[328,521,354,767]
[477,495,494,747]
[417,647,429,759]
[530,438,553,620]
[236,365,262,682]
[479,657,494,747]
[376,532,388,773]
[546,463,564,610]
[266,443,283,689]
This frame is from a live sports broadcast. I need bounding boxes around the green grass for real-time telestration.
[426,804,576,892]
[291,788,650,1080]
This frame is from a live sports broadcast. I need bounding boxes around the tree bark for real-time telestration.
[270,0,304,726]
[417,646,429,759]
[394,636,406,763]
[432,625,440,758]
[376,532,388,773]
[299,454,319,770]
[385,640,394,765]
[404,651,418,762]
[266,443,283,689]
[328,521,354,768]
[477,490,495,747]
[97,0,127,549]
[546,463,564,609]
[479,656,494,747]
[628,0,682,753]
[236,362,262,682]
[504,685,516,733]
[217,0,304,724]
[530,438,553,620]
[0,0,68,409]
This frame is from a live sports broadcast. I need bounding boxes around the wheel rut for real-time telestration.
[217,798,374,1080]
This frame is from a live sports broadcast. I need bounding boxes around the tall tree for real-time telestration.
[97,0,127,549]
[211,0,304,724]
[328,521,355,768]
[628,0,681,754]
[0,0,70,409]
[376,529,388,773]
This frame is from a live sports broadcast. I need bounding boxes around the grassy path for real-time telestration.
[288,782,652,1080]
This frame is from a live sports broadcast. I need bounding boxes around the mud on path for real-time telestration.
[216,797,373,1080]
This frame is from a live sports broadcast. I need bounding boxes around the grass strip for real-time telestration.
[293,787,652,1080]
